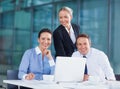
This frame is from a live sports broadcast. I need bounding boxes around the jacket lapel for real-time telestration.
[72,24,78,38]
[61,26,74,46]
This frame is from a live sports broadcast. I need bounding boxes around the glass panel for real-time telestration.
[0,51,12,74]
[0,14,2,27]
[33,0,52,6]
[14,30,31,51]
[32,32,38,47]
[14,10,31,51]
[111,0,120,74]
[12,52,23,69]
[34,5,53,31]
[0,29,13,50]
[20,0,32,8]
[2,12,14,28]
[80,0,108,54]
[0,0,15,12]
[54,0,62,1]
[14,10,31,30]
[0,51,12,65]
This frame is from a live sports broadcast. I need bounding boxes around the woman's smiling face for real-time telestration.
[38,32,52,50]
[59,10,72,28]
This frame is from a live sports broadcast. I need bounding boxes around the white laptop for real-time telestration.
[54,56,86,83]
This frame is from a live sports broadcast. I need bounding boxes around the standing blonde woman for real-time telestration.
[53,6,80,57]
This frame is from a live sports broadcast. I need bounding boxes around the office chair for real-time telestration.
[7,70,19,89]
[7,70,31,89]
[115,74,120,81]
[0,85,6,89]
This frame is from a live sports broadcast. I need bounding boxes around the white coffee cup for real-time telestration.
[43,75,54,81]
[88,76,100,82]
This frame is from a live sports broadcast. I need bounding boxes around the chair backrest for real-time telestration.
[115,74,120,81]
[7,70,19,89]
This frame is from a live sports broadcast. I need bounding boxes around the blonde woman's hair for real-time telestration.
[59,6,73,16]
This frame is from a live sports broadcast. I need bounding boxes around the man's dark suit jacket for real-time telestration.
[53,23,80,57]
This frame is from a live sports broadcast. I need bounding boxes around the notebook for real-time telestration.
[54,56,86,83]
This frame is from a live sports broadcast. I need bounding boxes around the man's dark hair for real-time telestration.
[76,33,91,45]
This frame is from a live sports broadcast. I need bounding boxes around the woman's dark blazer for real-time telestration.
[53,23,80,57]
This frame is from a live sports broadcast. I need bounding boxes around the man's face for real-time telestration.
[76,37,91,55]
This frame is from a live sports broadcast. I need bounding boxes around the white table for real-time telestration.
[3,80,65,89]
[3,80,120,89]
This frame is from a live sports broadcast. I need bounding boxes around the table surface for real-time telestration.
[3,80,120,89]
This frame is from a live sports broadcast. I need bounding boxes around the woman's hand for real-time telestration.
[44,50,53,60]
[25,73,35,80]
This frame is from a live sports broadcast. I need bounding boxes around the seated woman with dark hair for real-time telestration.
[18,28,55,80]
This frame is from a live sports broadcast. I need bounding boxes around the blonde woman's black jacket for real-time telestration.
[53,23,80,57]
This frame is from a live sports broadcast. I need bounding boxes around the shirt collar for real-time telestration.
[65,24,73,33]
[35,46,42,55]
[85,50,90,58]
[79,48,92,58]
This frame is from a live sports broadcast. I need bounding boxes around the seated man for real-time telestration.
[72,33,116,81]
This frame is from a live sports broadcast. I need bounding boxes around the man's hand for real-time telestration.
[83,74,89,81]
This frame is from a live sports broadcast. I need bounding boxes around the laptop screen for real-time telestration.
[54,56,86,83]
